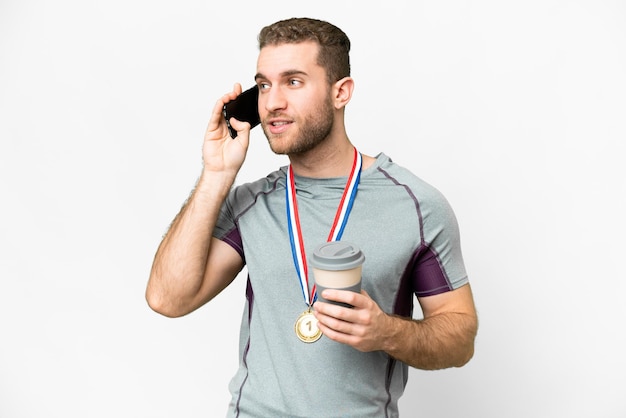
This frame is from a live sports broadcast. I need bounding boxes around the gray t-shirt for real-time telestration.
[214,153,469,418]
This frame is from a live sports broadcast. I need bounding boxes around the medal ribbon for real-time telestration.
[286,148,362,307]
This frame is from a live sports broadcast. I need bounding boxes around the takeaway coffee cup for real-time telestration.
[311,241,365,308]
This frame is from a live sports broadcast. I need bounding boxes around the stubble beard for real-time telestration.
[263,97,335,156]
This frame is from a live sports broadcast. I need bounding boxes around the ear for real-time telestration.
[332,77,354,110]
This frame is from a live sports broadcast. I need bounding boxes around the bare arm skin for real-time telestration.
[313,284,478,370]
[146,84,251,318]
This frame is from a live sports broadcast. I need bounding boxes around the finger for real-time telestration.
[321,289,365,308]
[317,319,352,340]
[314,302,360,331]
[227,117,252,139]
[315,310,354,335]
[205,84,243,136]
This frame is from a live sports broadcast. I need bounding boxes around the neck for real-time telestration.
[288,140,356,178]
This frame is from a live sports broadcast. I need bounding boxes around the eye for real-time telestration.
[288,79,302,87]
[258,82,270,90]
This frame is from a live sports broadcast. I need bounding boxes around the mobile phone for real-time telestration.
[223,85,261,139]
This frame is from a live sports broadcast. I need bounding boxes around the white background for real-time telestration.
[1,0,625,417]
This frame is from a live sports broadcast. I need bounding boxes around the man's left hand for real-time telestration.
[313,289,392,352]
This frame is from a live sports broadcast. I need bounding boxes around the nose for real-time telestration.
[263,86,287,113]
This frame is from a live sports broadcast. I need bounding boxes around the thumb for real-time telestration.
[227,117,252,140]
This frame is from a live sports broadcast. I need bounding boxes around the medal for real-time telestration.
[294,309,322,343]
[286,148,362,342]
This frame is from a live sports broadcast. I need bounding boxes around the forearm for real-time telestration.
[383,311,478,370]
[146,170,234,316]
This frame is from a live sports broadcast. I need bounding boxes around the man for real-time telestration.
[146,17,478,418]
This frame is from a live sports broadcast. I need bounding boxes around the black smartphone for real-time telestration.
[223,85,261,139]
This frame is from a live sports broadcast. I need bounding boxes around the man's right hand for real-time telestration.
[202,83,253,177]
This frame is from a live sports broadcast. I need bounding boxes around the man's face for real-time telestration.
[255,41,335,155]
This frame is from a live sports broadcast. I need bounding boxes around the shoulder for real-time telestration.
[222,167,286,216]
[231,167,286,198]
[366,153,459,224]
[367,154,449,202]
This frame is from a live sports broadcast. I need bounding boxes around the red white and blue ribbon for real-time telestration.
[286,148,362,306]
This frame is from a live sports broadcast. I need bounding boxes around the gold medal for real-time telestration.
[294,309,322,343]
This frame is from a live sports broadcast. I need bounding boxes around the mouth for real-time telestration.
[267,118,293,134]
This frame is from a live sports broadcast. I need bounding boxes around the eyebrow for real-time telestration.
[254,69,309,81]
